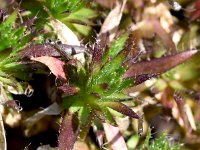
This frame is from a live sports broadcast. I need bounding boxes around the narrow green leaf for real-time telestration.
[108,33,128,58]
[78,106,91,126]
[102,102,139,119]
[101,92,132,102]
[13,27,26,41]
[102,78,133,96]
[91,52,126,86]
[0,11,17,31]
[101,107,117,126]
[66,8,97,24]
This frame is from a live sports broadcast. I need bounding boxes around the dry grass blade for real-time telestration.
[173,91,191,133]
[0,109,6,150]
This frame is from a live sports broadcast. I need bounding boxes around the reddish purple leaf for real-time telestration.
[103,122,128,150]
[191,0,200,21]
[22,16,37,30]
[103,102,139,119]
[135,73,160,85]
[58,112,79,150]
[123,49,198,78]
[31,56,67,81]
[92,38,103,65]
[19,44,60,58]
[58,84,79,95]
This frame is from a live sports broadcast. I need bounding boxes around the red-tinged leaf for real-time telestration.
[191,0,200,21]
[123,49,198,78]
[103,102,139,119]
[58,112,79,150]
[152,19,176,53]
[126,30,141,59]
[5,100,22,112]
[103,122,128,150]
[58,84,79,95]
[19,44,60,58]
[31,56,67,81]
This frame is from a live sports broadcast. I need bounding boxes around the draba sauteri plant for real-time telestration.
[0,0,200,150]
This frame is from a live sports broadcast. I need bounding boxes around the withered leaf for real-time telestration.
[50,19,80,45]
[173,92,191,132]
[103,122,128,150]
[99,0,127,42]
[0,113,6,150]
[152,19,177,53]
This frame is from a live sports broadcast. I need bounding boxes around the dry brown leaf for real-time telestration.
[50,19,86,64]
[50,19,80,45]
[0,83,9,105]
[95,0,117,8]
[184,104,196,131]
[0,108,6,150]
[103,122,128,150]
[24,102,61,128]
[99,0,127,42]
[152,19,177,53]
